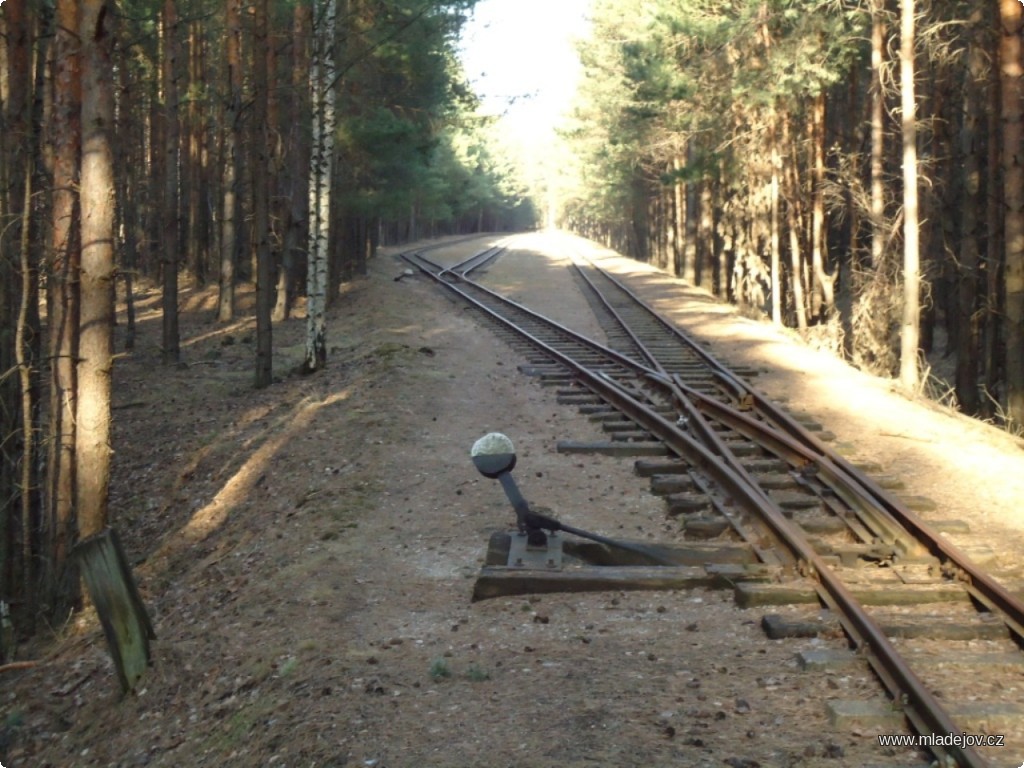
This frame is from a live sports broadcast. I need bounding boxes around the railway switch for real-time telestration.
[471,432,673,573]
[471,432,555,555]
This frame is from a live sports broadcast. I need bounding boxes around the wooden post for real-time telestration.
[73,528,156,694]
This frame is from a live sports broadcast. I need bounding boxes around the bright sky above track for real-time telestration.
[459,0,592,138]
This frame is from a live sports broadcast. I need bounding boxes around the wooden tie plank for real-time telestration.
[763,612,1010,641]
[474,565,736,600]
[736,580,969,608]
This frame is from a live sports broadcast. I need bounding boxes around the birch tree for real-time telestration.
[898,0,920,391]
[304,0,336,374]
[869,0,886,270]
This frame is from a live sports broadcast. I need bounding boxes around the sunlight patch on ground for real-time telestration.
[160,390,351,551]
[180,317,254,348]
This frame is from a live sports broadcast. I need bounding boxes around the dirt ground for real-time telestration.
[2,231,1023,768]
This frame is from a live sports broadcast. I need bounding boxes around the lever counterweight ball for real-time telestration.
[471,432,515,457]
[471,432,517,478]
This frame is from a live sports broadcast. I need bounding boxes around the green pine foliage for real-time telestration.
[335,0,537,241]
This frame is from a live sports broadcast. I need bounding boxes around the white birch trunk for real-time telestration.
[899,0,920,391]
[305,0,336,373]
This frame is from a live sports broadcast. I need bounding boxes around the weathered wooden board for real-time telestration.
[563,539,757,567]
[736,580,969,608]
[74,528,156,694]
[763,612,1009,641]
[556,440,670,457]
[828,699,1024,731]
[472,565,721,600]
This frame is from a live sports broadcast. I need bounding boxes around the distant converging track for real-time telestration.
[401,238,1024,768]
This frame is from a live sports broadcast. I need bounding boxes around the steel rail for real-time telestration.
[654,373,921,557]
[407,245,996,766]
[426,244,1024,639]
[408,253,799,569]
[573,251,1024,647]
[436,242,510,279]
[571,249,919,557]
[569,253,752,403]
[402,252,660,378]
[581,371,986,768]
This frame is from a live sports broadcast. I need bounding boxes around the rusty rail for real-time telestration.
[403,243,1015,767]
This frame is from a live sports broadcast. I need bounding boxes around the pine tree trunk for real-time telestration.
[116,58,138,352]
[1000,0,1024,424]
[869,0,886,270]
[810,91,833,320]
[187,21,205,287]
[146,70,162,279]
[253,0,273,389]
[47,0,81,609]
[77,0,116,539]
[898,0,920,391]
[782,111,808,330]
[275,2,312,324]
[683,142,698,285]
[983,39,1003,418]
[15,155,37,627]
[671,155,684,278]
[161,0,180,365]
[769,105,782,325]
[956,33,985,415]
[697,179,712,288]
[218,0,242,323]
[758,5,782,324]
[0,0,33,609]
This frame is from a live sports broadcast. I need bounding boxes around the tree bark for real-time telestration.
[809,91,834,320]
[683,141,698,285]
[305,0,336,373]
[253,0,273,388]
[186,20,205,287]
[782,110,808,330]
[218,0,243,323]
[955,31,985,415]
[758,5,782,324]
[1000,0,1024,424]
[77,0,116,539]
[161,0,180,364]
[47,0,81,609]
[275,2,312,324]
[984,30,1003,418]
[0,0,33,609]
[769,104,782,325]
[116,54,138,352]
[870,0,886,270]
[898,0,920,391]
[671,155,684,279]
[16,155,37,623]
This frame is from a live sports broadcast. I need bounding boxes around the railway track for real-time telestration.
[401,238,1024,767]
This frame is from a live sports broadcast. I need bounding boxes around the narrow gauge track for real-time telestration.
[401,240,1024,768]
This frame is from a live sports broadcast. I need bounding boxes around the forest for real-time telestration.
[559,0,1024,427]
[0,0,534,639]
[1,0,1023,652]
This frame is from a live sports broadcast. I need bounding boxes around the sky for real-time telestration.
[458,0,592,140]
